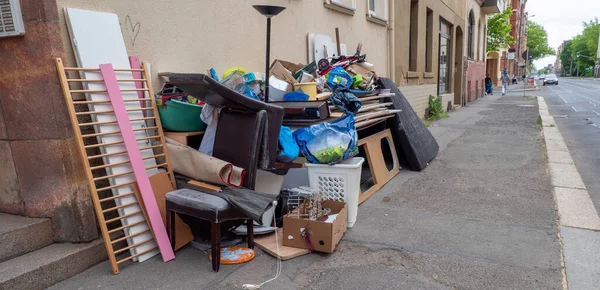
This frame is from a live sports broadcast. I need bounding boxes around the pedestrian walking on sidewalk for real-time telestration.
[501,68,510,96]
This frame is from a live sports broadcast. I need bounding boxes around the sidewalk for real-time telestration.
[49,93,563,290]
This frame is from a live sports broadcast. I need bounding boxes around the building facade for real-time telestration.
[0,0,490,245]
[394,0,466,114]
[464,0,502,102]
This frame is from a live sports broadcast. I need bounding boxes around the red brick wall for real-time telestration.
[467,61,486,102]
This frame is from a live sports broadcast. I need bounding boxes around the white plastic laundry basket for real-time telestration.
[305,157,364,228]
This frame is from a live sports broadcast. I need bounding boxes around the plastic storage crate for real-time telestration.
[305,157,364,228]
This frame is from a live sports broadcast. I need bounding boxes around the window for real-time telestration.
[368,0,388,22]
[468,10,474,59]
[438,20,452,94]
[425,8,433,72]
[409,0,419,71]
[325,0,356,15]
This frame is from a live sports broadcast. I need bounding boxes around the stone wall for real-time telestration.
[0,0,97,242]
[399,84,438,119]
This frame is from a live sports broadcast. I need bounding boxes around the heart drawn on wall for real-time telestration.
[124,15,141,46]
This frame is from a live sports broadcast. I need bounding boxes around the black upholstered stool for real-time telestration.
[165,189,254,272]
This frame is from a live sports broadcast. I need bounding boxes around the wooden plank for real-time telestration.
[355,115,395,129]
[357,129,400,204]
[357,102,393,113]
[187,180,222,192]
[254,228,310,261]
[100,64,175,262]
[136,172,194,251]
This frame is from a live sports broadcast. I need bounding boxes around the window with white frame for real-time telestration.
[330,0,356,10]
[368,0,388,21]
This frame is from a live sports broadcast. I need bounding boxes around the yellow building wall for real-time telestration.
[57,0,390,89]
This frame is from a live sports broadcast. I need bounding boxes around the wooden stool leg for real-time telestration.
[166,209,176,250]
[246,219,254,249]
[211,222,221,272]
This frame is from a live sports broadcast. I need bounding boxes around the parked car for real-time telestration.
[539,74,546,80]
[543,74,558,86]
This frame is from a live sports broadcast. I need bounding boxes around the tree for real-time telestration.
[559,40,573,76]
[560,18,600,76]
[527,21,555,60]
[487,6,514,52]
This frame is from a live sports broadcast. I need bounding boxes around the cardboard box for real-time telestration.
[283,200,347,253]
[346,64,375,87]
[269,59,304,85]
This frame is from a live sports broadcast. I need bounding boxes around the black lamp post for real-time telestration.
[253,5,286,102]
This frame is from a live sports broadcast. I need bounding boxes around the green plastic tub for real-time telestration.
[157,99,207,132]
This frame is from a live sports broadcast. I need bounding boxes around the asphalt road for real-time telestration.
[538,78,600,214]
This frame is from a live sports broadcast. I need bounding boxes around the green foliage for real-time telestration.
[566,18,600,77]
[487,6,514,52]
[423,120,431,127]
[558,19,600,76]
[428,95,449,120]
[527,21,555,60]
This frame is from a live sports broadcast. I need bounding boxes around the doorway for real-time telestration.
[453,26,464,105]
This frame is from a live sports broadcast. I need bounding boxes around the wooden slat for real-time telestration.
[87,145,162,160]
[85,140,124,149]
[116,246,158,264]
[63,67,144,72]
[75,107,153,116]
[70,88,149,93]
[107,219,146,234]
[93,170,134,182]
[145,163,168,171]
[82,126,158,139]
[79,117,154,127]
[102,201,138,213]
[110,229,151,244]
[72,98,151,105]
[96,180,137,192]
[67,78,147,83]
[105,210,142,223]
[99,191,135,203]
[114,237,154,255]
[90,153,165,171]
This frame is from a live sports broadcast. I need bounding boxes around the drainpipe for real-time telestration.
[388,0,395,82]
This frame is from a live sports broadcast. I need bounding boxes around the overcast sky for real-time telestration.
[526,0,600,69]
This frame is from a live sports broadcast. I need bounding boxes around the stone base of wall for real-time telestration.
[398,84,438,119]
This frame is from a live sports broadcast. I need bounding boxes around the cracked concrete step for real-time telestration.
[0,239,107,290]
[0,213,52,262]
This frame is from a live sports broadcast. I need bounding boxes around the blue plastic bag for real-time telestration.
[293,115,359,164]
[277,126,300,163]
[326,67,353,88]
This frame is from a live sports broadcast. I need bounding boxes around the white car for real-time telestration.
[543,74,558,86]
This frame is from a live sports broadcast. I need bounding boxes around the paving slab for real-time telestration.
[549,163,587,190]
[545,137,569,151]
[541,115,556,127]
[543,127,564,141]
[561,227,600,290]
[554,187,600,230]
[547,150,575,164]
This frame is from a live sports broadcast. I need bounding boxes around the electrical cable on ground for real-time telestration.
[242,201,282,290]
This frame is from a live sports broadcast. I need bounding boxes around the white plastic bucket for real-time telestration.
[305,157,364,228]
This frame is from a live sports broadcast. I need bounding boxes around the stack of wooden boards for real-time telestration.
[327,92,401,129]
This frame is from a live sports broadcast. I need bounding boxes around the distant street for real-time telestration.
[538,78,600,214]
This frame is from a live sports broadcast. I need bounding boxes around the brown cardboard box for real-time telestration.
[269,59,304,85]
[346,64,375,85]
[283,200,347,253]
